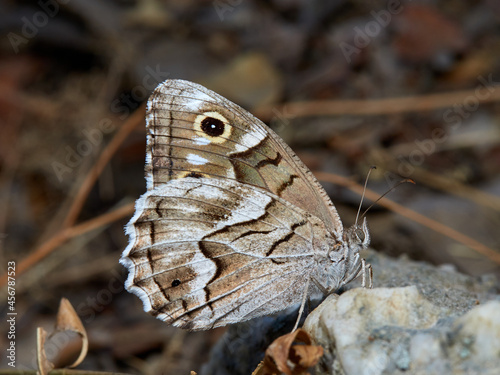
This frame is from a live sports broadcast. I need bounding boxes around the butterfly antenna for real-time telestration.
[360,178,415,219]
[355,166,376,226]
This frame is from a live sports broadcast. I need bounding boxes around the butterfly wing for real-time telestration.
[145,79,343,234]
[121,178,334,330]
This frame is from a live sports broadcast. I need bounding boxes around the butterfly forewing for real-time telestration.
[146,80,343,232]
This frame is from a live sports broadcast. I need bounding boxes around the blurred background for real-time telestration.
[0,0,499,374]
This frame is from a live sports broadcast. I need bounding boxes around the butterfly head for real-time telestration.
[321,217,370,291]
[340,217,370,285]
[345,216,370,250]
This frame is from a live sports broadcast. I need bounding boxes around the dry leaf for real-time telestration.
[291,345,324,368]
[36,298,89,374]
[257,329,323,375]
[252,361,265,375]
[36,327,54,375]
[54,297,88,367]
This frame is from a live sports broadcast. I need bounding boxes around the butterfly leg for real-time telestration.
[361,258,373,289]
[292,277,311,332]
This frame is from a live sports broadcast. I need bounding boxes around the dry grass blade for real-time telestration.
[314,171,500,265]
[0,104,144,287]
[62,103,145,228]
[0,202,134,286]
[374,148,500,212]
[383,161,500,212]
[254,85,500,120]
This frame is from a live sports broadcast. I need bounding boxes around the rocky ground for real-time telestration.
[0,1,499,374]
[203,249,500,374]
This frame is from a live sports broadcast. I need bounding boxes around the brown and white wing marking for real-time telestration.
[145,79,343,235]
[120,177,334,330]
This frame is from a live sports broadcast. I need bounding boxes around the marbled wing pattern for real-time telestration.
[144,79,343,231]
[120,79,370,330]
[121,177,333,330]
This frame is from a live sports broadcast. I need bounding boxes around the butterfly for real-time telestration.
[120,79,371,330]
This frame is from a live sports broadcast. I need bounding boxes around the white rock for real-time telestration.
[304,286,444,374]
[304,287,500,374]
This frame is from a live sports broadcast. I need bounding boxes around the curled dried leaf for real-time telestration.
[258,329,323,375]
[36,327,54,375]
[36,298,89,373]
[252,361,265,375]
[291,345,324,368]
[54,297,88,368]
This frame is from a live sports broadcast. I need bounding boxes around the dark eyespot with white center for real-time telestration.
[201,117,225,137]
[193,111,232,144]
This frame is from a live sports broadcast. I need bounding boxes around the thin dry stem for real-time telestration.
[0,203,134,287]
[382,160,500,212]
[314,171,500,265]
[62,104,145,228]
[0,105,144,287]
[254,85,500,120]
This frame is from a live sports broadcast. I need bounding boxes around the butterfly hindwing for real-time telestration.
[121,177,332,329]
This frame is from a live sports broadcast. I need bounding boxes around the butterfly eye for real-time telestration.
[171,279,181,287]
[355,228,366,242]
[201,117,225,137]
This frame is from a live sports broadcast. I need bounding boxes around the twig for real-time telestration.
[254,85,500,120]
[314,171,500,265]
[0,104,145,288]
[62,104,145,228]
[0,82,59,119]
[0,203,134,287]
[378,154,500,212]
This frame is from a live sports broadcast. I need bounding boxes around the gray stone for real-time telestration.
[202,250,499,374]
[303,250,500,375]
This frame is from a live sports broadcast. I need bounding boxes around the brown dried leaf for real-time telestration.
[259,329,324,375]
[36,298,89,373]
[36,327,54,375]
[291,344,324,368]
[53,297,88,368]
[251,361,265,375]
